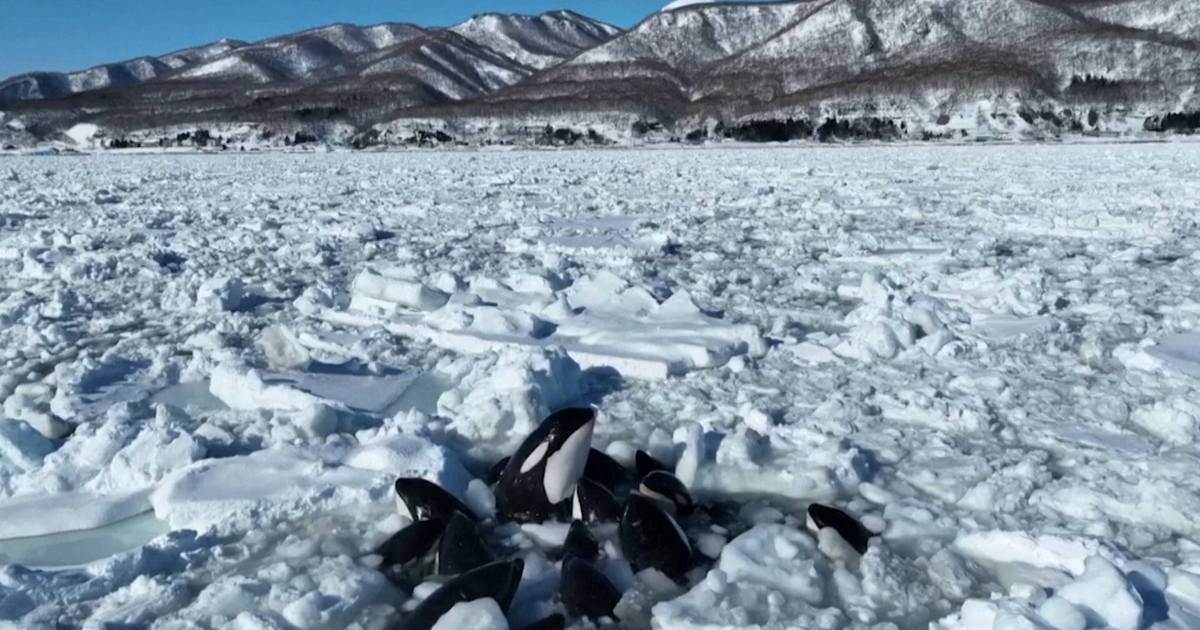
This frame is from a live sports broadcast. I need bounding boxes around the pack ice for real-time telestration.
[0,144,1200,630]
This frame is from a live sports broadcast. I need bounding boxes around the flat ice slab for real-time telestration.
[325,271,766,381]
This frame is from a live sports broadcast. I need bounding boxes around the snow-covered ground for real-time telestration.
[2,144,1200,629]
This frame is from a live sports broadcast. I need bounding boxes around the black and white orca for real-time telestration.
[486,457,511,485]
[562,519,600,564]
[806,503,874,555]
[375,519,446,569]
[494,447,627,490]
[583,448,631,491]
[435,511,494,576]
[638,470,695,517]
[619,494,694,581]
[519,613,566,630]
[635,450,670,479]
[572,477,621,525]
[495,408,596,523]
[394,478,472,524]
[561,556,622,622]
[396,559,525,630]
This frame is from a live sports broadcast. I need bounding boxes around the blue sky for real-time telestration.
[0,0,678,79]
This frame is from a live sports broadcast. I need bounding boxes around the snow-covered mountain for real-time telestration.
[450,10,622,70]
[661,0,716,11]
[0,12,618,102]
[3,1,1200,143]
[171,24,427,83]
[448,0,1200,139]
[0,39,245,100]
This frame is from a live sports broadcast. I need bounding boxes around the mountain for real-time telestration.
[4,1,1200,147]
[0,12,618,102]
[450,2,805,119]
[433,0,1200,140]
[660,0,717,13]
[168,24,427,84]
[450,11,622,70]
[0,39,246,100]
[0,11,623,140]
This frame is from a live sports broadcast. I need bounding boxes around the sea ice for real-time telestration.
[1,145,1199,630]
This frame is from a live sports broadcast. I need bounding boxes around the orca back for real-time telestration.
[396,559,525,630]
[561,556,622,622]
[436,511,494,575]
[619,494,693,581]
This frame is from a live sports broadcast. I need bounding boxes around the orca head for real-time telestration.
[805,503,872,555]
[374,519,446,569]
[572,476,621,525]
[582,448,631,491]
[635,450,670,479]
[537,408,596,504]
[394,478,471,524]
[561,556,622,622]
[397,559,526,630]
[497,407,596,522]
[638,470,694,517]
[562,519,600,564]
[619,494,693,582]
[435,511,494,576]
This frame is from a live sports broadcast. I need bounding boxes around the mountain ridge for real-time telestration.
[4,0,1200,147]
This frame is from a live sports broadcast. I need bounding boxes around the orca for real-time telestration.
[806,503,873,555]
[435,511,494,576]
[635,450,670,479]
[561,556,622,622]
[394,478,472,524]
[583,448,630,490]
[619,494,694,581]
[518,614,566,630]
[562,519,600,564]
[495,408,596,523]
[572,477,621,525]
[487,457,511,485]
[638,470,695,517]
[395,559,525,630]
[375,519,446,569]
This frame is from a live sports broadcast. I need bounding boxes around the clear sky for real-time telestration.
[0,0,682,80]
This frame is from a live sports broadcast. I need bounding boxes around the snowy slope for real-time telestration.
[454,2,804,119]
[3,145,1200,629]
[662,0,716,11]
[450,10,621,70]
[0,12,619,103]
[568,2,803,73]
[0,41,244,101]
[0,60,174,101]
[448,0,1200,135]
[692,0,1200,119]
[6,1,1200,139]
[156,39,249,70]
[172,23,427,83]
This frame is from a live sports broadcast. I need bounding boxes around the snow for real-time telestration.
[431,598,509,630]
[328,269,767,381]
[1056,557,1143,630]
[662,0,714,11]
[64,124,100,147]
[3,144,1200,629]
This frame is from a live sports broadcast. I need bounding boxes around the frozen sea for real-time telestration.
[2,143,1200,629]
